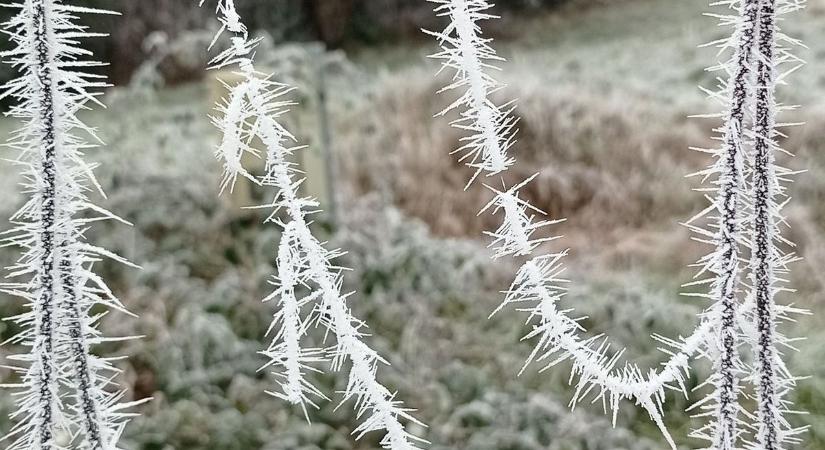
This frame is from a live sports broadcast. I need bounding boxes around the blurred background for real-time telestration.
[1,0,824,449]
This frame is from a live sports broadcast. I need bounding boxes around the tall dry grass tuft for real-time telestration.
[338,69,710,243]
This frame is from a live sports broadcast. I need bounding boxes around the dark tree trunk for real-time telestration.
[108,0,208,84]
[306,0,355,47]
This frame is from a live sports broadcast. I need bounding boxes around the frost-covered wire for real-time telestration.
[479,175,564,258]
[260,222,328,414]
[681,0,763,447]
[425,0,517,185]
[0,1,140,449]
[202,1,424,448]
[426,0,805,448]
[426,2,709,447]
[745,0,807,448]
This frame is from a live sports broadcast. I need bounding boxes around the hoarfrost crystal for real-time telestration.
[427,0,808,448]
[1,1,141,449]
[202,1,425,448]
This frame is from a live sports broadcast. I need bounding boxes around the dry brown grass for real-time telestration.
[337,68,712,248]
[333,63,825,313]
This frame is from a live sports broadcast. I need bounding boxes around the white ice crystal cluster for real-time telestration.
[428,0,807,448]
[0,1,141,449]
[425,0,517,185]
[202,1,424,448]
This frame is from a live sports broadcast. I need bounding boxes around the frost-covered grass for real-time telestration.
[0,0,822,448]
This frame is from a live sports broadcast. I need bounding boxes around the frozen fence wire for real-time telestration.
[202,1,425,448]
[0,1,142,449]
[427,0,808,448]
